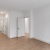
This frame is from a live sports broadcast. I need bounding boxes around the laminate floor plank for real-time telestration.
[0,33,50,50]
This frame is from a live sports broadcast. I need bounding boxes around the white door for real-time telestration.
[17,18,25,37]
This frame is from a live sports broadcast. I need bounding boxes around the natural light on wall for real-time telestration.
[5,14,8,18]
[25,18,29,33]
[25,18,29,38]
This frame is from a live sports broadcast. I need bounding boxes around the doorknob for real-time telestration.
[18,28,19,29]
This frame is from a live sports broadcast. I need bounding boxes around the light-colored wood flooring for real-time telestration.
[0,33,50,50]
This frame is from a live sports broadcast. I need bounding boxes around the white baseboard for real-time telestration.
[32,37,50,44]
[8,35,17,38]
[29,36,33,39]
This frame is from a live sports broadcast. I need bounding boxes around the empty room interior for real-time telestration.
[0,0,50,50]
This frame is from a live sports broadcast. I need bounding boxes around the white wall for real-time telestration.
[24,6,50,44]
[23,11,30,17]
[8,11,24,38]
[29,11,34,38]
[33,6,50,44]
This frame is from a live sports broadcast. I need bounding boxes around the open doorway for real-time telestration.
[25,18,29,38]
[0,12,8,38]
[17,17,29,38]
[0,19,4,33]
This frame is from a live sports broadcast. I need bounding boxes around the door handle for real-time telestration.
[18,28,19,29]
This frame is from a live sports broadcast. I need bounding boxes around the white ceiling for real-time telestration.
[0,0,50,11]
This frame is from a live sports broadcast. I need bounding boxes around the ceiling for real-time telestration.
[0,0,50,11]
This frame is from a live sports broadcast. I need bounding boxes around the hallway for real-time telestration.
[0,33,50,50]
